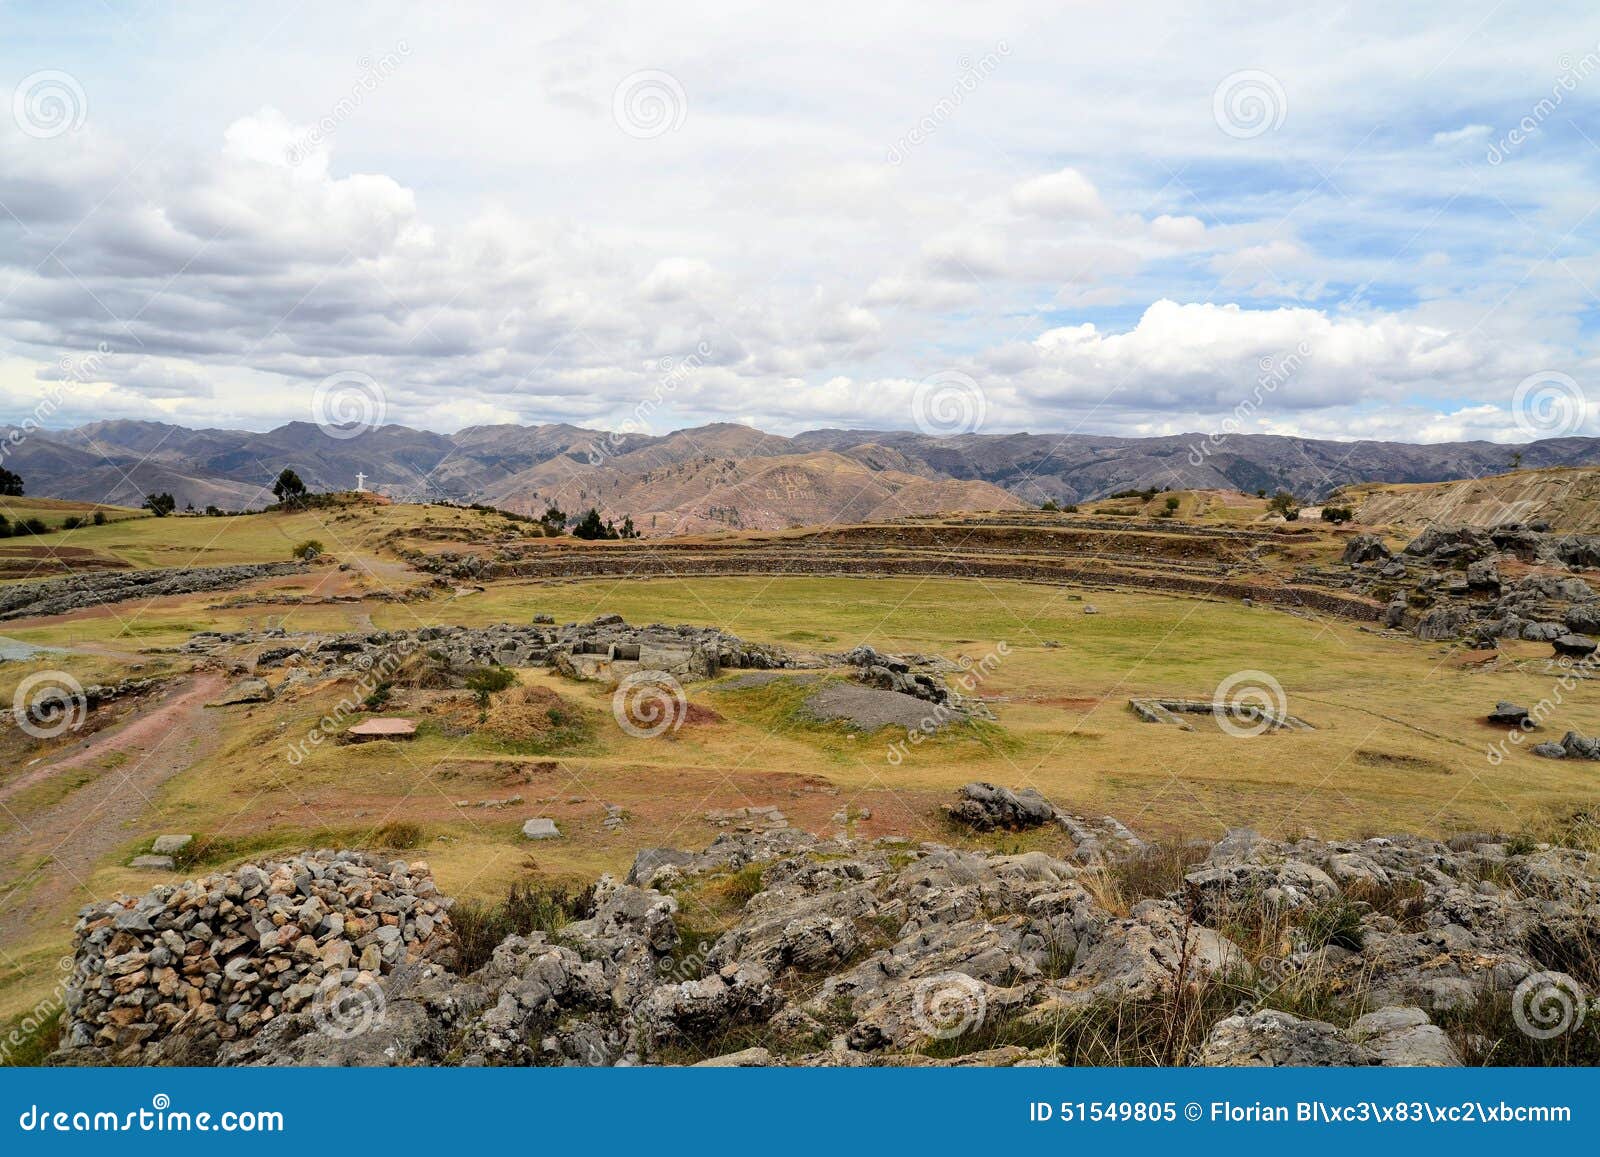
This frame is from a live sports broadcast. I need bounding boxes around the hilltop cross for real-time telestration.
[355,471,367,493]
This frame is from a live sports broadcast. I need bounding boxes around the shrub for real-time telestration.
[92,510,107,526]
[465,665,517,708]
[450,880,594,973]
[19,517,49,535]
[373,820,423,850]
[290,538,324,560]
[61,515,83,530]
[1320,505,1354,524]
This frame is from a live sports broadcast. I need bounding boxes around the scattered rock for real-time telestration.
[128,855,174,871]
[521,818,561,840]
[1486,701,1530,727]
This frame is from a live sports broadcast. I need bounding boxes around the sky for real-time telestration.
[1,1,1599,444]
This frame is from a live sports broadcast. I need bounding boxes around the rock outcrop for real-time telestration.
[49,820,1600,1069]
[0,563,308,621]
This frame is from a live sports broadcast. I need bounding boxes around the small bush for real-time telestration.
[465,665,517,707]
[450,880,594,973]
[20,518,49,535]
[291,538,324,560]
[373,820,423,850]
[61,515,84,530]
[92,510,108,525]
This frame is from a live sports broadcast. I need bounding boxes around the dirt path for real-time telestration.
[0,671,226,946]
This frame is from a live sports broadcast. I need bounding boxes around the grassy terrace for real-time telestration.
[0,500,1591,1026]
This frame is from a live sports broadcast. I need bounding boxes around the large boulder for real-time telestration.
[944,783,1056,831]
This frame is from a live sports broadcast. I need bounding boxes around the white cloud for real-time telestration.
[1432,124,1492,146]
[1010,167,1107,218]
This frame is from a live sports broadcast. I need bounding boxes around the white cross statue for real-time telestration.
[355,471,367,493]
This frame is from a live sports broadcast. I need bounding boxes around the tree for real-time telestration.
[1040,499,1060,512]
[1164,495,1180,513]
[538,504,568,537]
[1321,505,1354,525]
[619,515,639,540]
[272,468,309,507]
[1266,490,1300,520]
[1509,450,1524,471]
[0,467,23,496]
[143,492,176,517]
[571,507,614,540]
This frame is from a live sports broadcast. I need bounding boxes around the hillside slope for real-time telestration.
[1342,467,1600,532]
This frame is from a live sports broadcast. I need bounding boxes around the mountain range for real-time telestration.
[6,419,1599,535]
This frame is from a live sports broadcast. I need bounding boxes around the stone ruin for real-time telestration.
[1334,525,1600,653]
[52,795,1600,1068]
[60,851,451,1064]
[1128,696,1312,732]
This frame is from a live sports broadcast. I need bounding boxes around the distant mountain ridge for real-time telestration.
[6,418,1599,534]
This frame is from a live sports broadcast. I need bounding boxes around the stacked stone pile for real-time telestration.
[61,852,451,1064]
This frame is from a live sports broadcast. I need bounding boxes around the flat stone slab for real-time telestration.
[151,834,193,855]
[209,677,273,706]
[347,717,418,739]
[129,854,175,871]
[522,817,560,840]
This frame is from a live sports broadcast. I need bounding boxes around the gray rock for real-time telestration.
[128,854,175,871]
[945,782,1056,831]
[210,678,273,706]
[1199,1010,1374,1066]
[1348,1006,1462,1066]
[151,834,193,855]
[521,818,560,840]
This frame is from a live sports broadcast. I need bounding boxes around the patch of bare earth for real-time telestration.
[0,671,226,945]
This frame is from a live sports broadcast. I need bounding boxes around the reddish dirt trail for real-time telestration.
[0,671,226,946]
